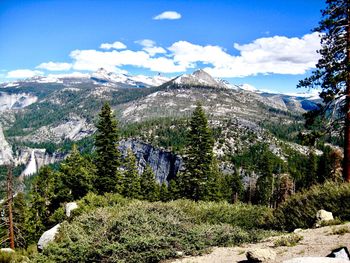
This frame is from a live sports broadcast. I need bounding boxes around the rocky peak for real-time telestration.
[173,69,227,88]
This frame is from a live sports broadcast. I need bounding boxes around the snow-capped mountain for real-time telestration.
[90,68,170,88]
[172,69,227,88]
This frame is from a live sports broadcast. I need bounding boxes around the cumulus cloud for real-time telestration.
[36,62,72,71]
[6,69,44,79]
[100,41,127,50]
[27,32,321,78]
[135,39,167,56]
[153,11,181,20]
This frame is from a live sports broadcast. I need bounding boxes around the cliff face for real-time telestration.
[0,125,13,165]
[17,148,66,177]
[119,139,183,183]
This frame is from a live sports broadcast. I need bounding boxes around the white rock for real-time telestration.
[316,209,334,225]
[37,223,60,251]
[294,228,303,233]
[283,257,350,263]
[0,248,15,253]
[246,248,276,262]
[65,202,78,217]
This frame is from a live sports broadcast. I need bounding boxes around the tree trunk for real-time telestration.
[345,1,350,182]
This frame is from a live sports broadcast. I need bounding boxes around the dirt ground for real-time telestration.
[170,222,350,263]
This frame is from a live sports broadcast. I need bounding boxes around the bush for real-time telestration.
[169,199,274,229]
[273,181,350,231]
[32,200,275,263]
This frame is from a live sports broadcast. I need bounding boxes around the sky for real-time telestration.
[0,0,325,93]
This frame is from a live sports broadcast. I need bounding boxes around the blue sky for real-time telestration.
[0,0,325,93]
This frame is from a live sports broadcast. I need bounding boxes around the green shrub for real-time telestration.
[273,181,350,231]
[32,200,275,263]
[169,199,274,229]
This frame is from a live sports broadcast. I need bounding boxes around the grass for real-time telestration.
[274,234,303,247]
[330,226,350,236]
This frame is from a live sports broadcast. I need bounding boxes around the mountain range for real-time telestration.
[0,68,320,179]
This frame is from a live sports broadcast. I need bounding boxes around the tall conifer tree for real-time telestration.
[298,0,350,181]
[182,102,218,201]
[95,102,122,193]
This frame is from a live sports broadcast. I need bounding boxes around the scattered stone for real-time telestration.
[327,247,350,260]
[294,228,303,233]
[283,257,350,263]
[176,251,184,257]
[0,248,15,253]
[246,248,276,262]
[316,209,334,227]
[37,223,60,251]
[65,202,78,217]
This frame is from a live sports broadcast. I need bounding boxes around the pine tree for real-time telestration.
[168,179,180,200]
[183,103,217,201]
[58,144,96,200]
[95,102,122,193]
[122,149,141,199]
[159,182,169,202]
[140,164,158,201]
[298,0,350,181]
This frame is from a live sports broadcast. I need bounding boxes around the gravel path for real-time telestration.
[169,223,350,263]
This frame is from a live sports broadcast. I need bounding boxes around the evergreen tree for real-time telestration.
[140,164,158,201]
[298,0,350,181]
[27,166,57,242]
[159,182,169,202]
[122,149,141,199]
[168,179,180,200]
[95,102,122,193]
[183,103,217,201]
[58,144,96,200]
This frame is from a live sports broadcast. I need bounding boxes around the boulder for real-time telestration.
[283,257,350,263]
[316,209,334,226]
[65,202,78,217]
[246,248,276,262]
[327,247,350,260]
[37,223,60,251]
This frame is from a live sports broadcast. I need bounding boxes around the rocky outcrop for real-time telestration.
[316,210,334,227]
[119,139,182,183]
[246,248,276,262]
[65,202,78,217]
[0,125,13,165]
[37,224,60,251]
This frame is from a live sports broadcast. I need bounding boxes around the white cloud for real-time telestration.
[136,39,156,47]
[6,69,44,79]
[153,11,181,20]
[135,39,167,56]
[168,32,321,78]
[100,41,127,50]
[26,32,320,78]
[36,62,72,71]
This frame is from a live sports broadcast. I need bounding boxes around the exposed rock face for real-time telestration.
[18,148,66,177]
[316,210,334,227]
[21,114,96,143]
[119,139,182,183]
[37,224,60,251]
[0,125,13,165]
[0,92,37,110]
[246,248,276,262]
[65,202,78,217]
